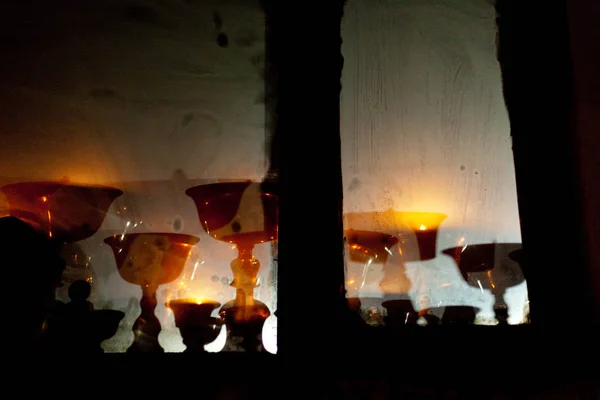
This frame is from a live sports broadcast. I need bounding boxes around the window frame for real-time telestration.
[270,0,594,377]
[30,0,597,386]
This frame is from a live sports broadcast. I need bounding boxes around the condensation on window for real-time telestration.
[340,0,528,327]
[0,0,277,353]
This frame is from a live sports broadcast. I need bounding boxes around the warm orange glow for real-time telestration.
[41,196,48,203]
[166,297,208,307]
[400,212,447,232]
[163,300,174,320]
[190,261,200,280]
[104,233,200,287]
[47,210,52,238]
[487,270,495,289]
[344,210,447,233]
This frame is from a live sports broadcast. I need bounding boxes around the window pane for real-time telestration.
[341,0,527,326]
[0,0,277,353]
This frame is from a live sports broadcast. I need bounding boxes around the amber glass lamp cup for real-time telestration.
[1,181,123,245]
[344,210,447,261]
[104,232,200,353]
[344,229,400,325]
[442,242,524,324]
[185,181,277,351]
[166,299,222,353]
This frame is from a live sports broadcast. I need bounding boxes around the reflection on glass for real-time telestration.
[186,181,278,352]
[340,0,527,326]
[104,233,200,353]
[344,211,447,326]
[166,299,222,354]
[0,181,123,349]
[0,181,123,244]
[345,211,447,261]
[57,242,96,303]
[441,243,526,324]
[1,0,271,353]
[0,181,122,305]
[344,229,400,326]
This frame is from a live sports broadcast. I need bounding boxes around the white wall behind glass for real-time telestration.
[0,0,267,184]
[0,0,276,352]
[340,0,526,323]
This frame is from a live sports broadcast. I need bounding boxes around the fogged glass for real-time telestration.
[340,0,528,326]
[0,1,277,353]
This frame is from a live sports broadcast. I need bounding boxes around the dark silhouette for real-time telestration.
[494,306,509,325]
[1,216,66,352]
[168,299,222,353]
[381,299,419,327]
[66,279,94,314]
[419,312,441,326]
[442,243,524,324]
[345,297,385,328]
[441,306,479,325]
[0,181,122,354]
[219,301,271,352]
[418,305,479,325]
[43,279,124,354]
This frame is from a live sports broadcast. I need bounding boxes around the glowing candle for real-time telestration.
[344,210,447,260]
